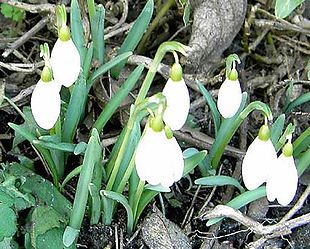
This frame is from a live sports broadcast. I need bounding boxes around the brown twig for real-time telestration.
[204,205,310,237]
[1,0,58,13]
[2,17,50,58]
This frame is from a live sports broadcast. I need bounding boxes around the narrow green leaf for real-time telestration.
[66,128,101,245]
[206,186,266,226]
[284,91,310,113]
[207,93,248,169]
[293,127,310,157]
[110,0,154,78]
[88,183,101,225]
[145,184,170,192]
[270,114,285,146]
[88,52,133,87]
[183,2,191,25]
[183,150,207,175]
[195,176,245,193]
[70,0,86,62]
[93,64,144,131]
[297,148,310,176]
[196,81,220,136]
[91,5,105,65]
[275,0,305,18]
[101,190,134,233]
[8,123,59,185]
[60,165,82,190]
[83,42,94,79]
[62,76,87,143]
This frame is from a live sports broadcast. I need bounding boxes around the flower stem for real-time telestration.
[208,97,272,169]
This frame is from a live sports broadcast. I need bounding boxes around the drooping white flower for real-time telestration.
[217,77,242,119]
[31,79,61,130]
[266,144,298,206]
[50,38,80,87]
[162,63,190,130]
[135,126,184,187]
[242,125,277,190]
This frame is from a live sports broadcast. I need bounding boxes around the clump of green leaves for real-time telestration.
[0,3,25,22]
[0,163,72,248]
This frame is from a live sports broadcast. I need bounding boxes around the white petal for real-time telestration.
[162,78,190,130]
[267,154,298,206]
[50,39,81,87]
[217,78,242,118]
[135,127,184,187]
[242,138,277,190]
[31,80,61,130]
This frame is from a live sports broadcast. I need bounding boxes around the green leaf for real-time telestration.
[0,177,35,211]
[8,123,59,185]
[275,0,305,18]
[29,206,65,248]
[60,165,82,190]
[110,0,154,78]
[93,64,144,131]
[88,183,101,225]
[145,184,170,192]
[6,163,72,218]
[70,0,86,62]
[183,1,191,26]
[195,176,245,193]
[270,114,285,146]
[90,5,105,65]
[293,127,310,157]
[33,138,87,155]
[83,42,94,79]
[63,226,79,248]
[88,51,133,86]
[297,148,310,177]
[101,190,134,233]
[1,3,25,22]
[206,186,266,226]
[284,91,310,113]
[183,150,208,175]
[66,128,102,246]
[196,81,220,136]
[62,76,87,143]
[10,107,48,148]
[36,226,72,249]
[0,203,17,242]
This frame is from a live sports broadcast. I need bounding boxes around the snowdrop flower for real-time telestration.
[217,69,242,119]
[266,141,298,206]
[50,5,80,87]
[31,62,61,130]
[162,63,190,130]
[135,123,184,188]
[242,124,277,190]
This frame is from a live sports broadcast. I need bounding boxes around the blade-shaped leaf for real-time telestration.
[206,186,266,226]
[195,176,245,193]
[196,80,220,136]
[110,0,154,78]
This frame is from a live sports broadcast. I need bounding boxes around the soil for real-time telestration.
[1,0,310,248]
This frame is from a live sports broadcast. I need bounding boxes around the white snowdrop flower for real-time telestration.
[162,63,190,130]
[266,143,298,206]
[217,69,242,119]
[135,125,184,188]
[242,125,277,190]
[31,77,61,130]
[50,37,80,87]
